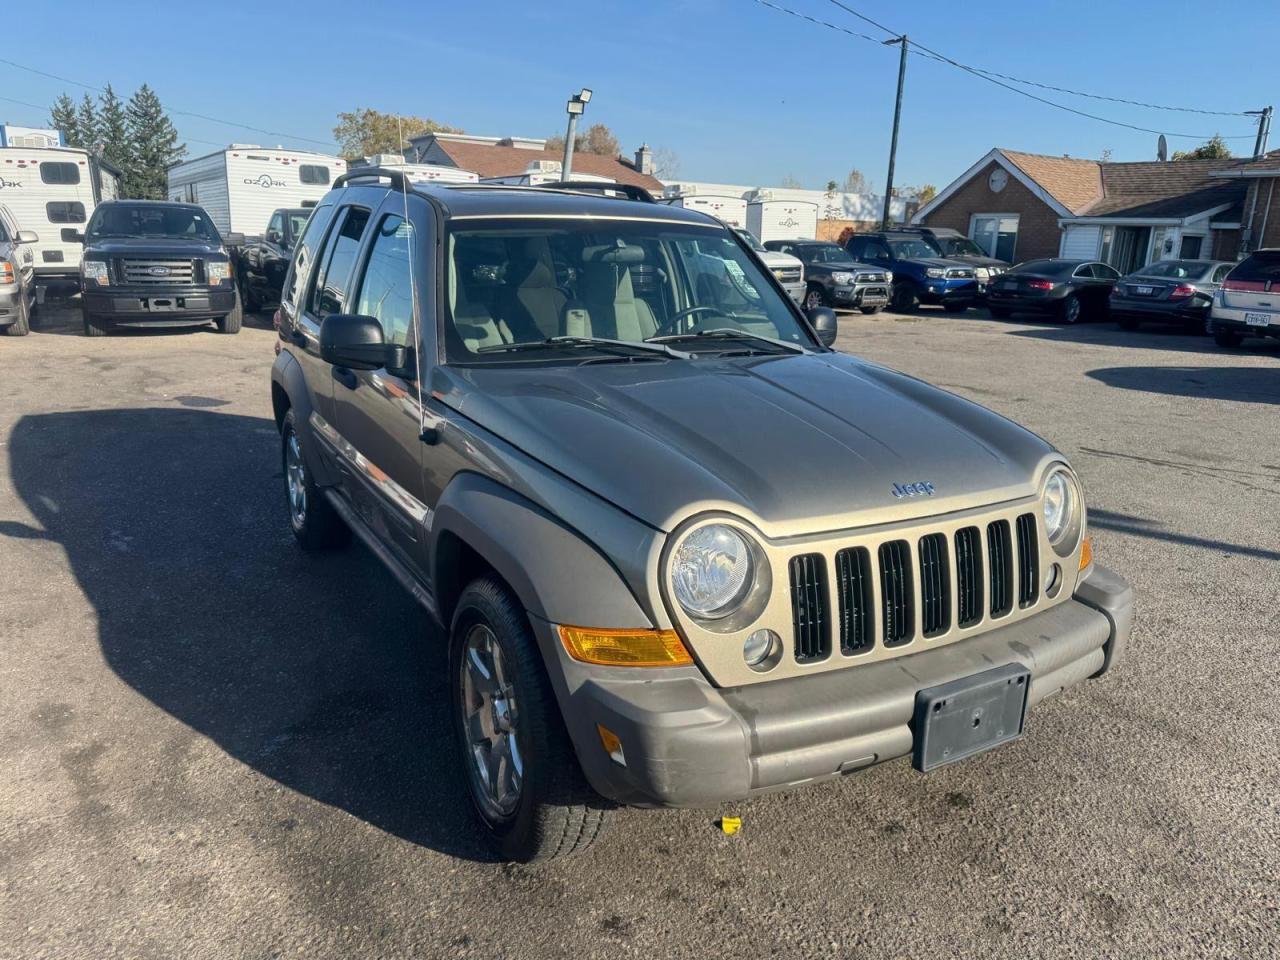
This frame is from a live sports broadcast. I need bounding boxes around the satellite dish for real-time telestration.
[1157,134,1168,162]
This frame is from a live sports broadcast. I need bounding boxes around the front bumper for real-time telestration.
[545,565,1132,807]
[918,278,978,305]
[0,286,23,319]
[1111,299,1209,323]
[781,280,806,304]
[832,282,890,308]
[82,285,236,324]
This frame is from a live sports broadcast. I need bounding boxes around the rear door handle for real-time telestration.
[334,367,358,390]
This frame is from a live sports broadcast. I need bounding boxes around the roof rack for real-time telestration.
[333,166,413,192]
[534,180,656,203]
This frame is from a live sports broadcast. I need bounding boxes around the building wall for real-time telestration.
[1246,177,1280,249]
[1211,228,1242,261]
[816,219,881,242]
[919,160,1064,261]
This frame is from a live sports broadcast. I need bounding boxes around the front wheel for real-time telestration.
[4,296,30,336]
[451,577,611,862]
[216,293,243,334]
[1213,326,1243,348]
[891,283,918,313]
[803,285,827,311]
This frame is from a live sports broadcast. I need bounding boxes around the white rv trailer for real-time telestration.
[353,155,479,185]
[482,160,615,187]
[167,145,347,238]
[0,145,120,278]
[664,193,748,228]
[747,196,819,243]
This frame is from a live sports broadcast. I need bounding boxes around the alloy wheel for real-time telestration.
[804,288,824,311]
[459,624,524,819]
[285,430,307,530]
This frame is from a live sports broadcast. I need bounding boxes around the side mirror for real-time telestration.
[62,229,85,244]
[319,313,407,371]
[265,230,281,244]
[15,230,38,244]
[807,306,838,347]
[224,232,246,247]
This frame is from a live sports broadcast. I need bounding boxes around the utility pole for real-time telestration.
[1247,106,1273,158]
[881,35,908,229]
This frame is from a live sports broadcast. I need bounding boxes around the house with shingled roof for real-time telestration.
[912,147,1280,271]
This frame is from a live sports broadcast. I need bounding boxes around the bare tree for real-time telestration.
[652,146,681,180]
[842,168,869,194]
[780,174,804,189]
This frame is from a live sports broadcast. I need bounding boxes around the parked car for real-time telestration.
[72,200,242,337]
[271,169,1132,862]
[986,259,1120,323]
[237,207,312,312]
[1208,248,1280,348]
[1109,259,1234,333]
[0,203,38,336]
[733,228,805,304]
[764,239,890,313]
[844,231,978,313]
[906,226,1009,294]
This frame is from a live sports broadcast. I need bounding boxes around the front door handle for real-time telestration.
[334,366,358,390]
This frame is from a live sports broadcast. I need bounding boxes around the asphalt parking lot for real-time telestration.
[2,293,1277,960]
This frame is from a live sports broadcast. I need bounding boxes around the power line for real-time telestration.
[0,94,227,147]
[750,0,1256,139]
[0,57,337,150]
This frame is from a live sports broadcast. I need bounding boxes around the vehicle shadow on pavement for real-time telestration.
[1009,323,1280,356]
[5,407,497,862]
[1089,507,1280,561]
[1086,366,1280,406]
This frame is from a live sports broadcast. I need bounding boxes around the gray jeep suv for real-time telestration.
[270,171,1134,862]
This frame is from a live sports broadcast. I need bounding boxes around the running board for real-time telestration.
[322,489,443,626]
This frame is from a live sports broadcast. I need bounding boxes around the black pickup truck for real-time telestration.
[73,200,242,337]
[237,207,311,312]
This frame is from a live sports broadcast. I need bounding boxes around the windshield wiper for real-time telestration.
[647,328,807,354]
[476,335,690,359]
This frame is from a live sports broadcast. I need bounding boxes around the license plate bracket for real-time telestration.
[911,663,1030,772]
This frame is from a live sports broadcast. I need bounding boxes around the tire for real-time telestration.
[1213,326,1243,349]
[216,293,243,334]
[859,306,882,316]
[281,409,350,551]
[803,284,827,311]
[4,295,30,336]
[1057,294,1082,325]
[1117,315,1139,331]
[891,283,918,313]
[82,310,110,337]
[942,302,968,314]
[988,306,1012,319]
[451,576,611,862]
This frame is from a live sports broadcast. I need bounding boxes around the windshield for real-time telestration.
[943,237,985,257]
[800,244,853,264]
[88,205,220,242]
[445,219,815,362]
[888,238,942,258]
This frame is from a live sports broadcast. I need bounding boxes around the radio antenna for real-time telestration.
[398,115,430,442]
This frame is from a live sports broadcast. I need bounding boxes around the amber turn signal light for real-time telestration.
[1079,537,1093,570]
[559,625,693,667]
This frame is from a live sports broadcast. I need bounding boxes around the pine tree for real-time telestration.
[75,94,100,152]
[126,84,185,199]
[50,94,79,146]
[97,84,130,176]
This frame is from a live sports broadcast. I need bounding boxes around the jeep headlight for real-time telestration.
[926,267,945,279]
[207,261,232,284]
[1043,467,1084,555]
[831,271,854,285]
[671,524,756,620]
[82,260,109,286]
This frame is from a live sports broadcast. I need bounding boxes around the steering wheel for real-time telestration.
[653,305,721,339]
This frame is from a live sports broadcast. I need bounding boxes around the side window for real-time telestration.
[46,201,86,224]
[1095,264,1120,280]
[846,237,864,258]
[40,162,80,185]
[267,212,283,239]
[354,215,416,348]
[1073,264,1095,279]
[300,165,330,186]
[866,240,890,260]
[310,207,371,318]
[283,203,336,308]
[1212,264,1232,283]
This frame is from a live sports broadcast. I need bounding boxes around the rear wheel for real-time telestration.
[803,284,827,311]
[4,296,30,336]
[282,409,350,551]
[1057,294,1082,324]
[1213,326,1243,348]
[451,576,611,862]
[891,283,918,313]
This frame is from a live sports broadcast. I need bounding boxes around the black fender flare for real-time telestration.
[270,351,340,487]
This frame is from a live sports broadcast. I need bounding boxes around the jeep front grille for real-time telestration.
[786,511,1041,661]
[789,553,830,663]
[117,258,201,286]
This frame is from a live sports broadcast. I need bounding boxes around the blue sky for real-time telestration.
[3,0,1273,192]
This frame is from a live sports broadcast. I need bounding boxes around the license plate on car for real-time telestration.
[1244,312,1271,326]
[911,663,1030,772]
[1135,285,1154,296]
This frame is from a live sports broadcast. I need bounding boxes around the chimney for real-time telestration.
[634,143,653,176]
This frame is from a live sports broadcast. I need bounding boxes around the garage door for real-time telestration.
[1061,225,1101,259]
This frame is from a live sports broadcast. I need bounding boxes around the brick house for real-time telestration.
[913,147,1280,270]
[405,131,663,193]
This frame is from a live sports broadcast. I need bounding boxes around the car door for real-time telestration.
[328,204,433,576]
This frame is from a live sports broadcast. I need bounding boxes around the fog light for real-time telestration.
[1044,563,1061,596]
[743,629,780,669]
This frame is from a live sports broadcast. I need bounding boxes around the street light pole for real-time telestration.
[882,35,908,230]
[560,88,593,182]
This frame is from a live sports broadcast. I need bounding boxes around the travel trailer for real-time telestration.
[747,196,819,243]
[352,155,478,185]
[482,160,614,186]
[167,145,347,237]
[663,192,749,228]
[0,145,120,279]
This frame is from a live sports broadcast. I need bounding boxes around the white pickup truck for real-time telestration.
[734,227,805,304]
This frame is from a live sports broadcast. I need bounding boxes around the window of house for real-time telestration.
[354,215,417,348]
[46,201,86,223]
[969,215,1018,260]
[1099,226,1115,264]
[299,164,330,185]
[183,183,198,203]
[40,162,80,185]
[1179,235,1204,259]
[310,206,371,318]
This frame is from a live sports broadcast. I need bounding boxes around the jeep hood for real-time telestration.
[439,353,1054,535]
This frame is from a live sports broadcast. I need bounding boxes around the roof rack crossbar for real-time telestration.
[334,166,413,192]
[534,180,656,203]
